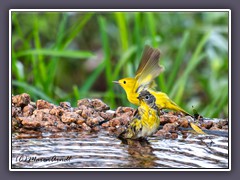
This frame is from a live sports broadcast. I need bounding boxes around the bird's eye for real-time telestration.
[145,95,149,100]
[123,81,126,84]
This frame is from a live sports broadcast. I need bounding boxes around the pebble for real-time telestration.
[171,133,178,139]
[12,93,31,108]
[60,102,71,109]
[20,117,41,128]
[12,106,22,117]
[86,116,104,127]
[61,112,80,124]
[81,123,91,131]
[91,99,110,111]
[36,100,54,109]
[109,117,121,127]
[100,111,115,120]
[77,98,92,107]
[11,93,228,140]
[163,122,178,132]
[81,108,94,119]
[201,121,213,129]
[23,104,35,117]
[49,107,64,116]
[76,117,85,125]
[178,118,189,128]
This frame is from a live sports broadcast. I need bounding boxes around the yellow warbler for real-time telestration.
[119,90,160,139]
[147,89,191,116]
[114,45,191,116]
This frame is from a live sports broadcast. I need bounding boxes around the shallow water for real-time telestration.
[11,131,229,169]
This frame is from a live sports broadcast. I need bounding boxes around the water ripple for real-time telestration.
[12,131,228,168]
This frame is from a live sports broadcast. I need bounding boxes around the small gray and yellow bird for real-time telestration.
[119,90,160,139]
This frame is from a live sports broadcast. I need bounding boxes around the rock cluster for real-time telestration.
[11,93,228,139]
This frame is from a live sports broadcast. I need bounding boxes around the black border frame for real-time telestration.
[1,0,239,179]
[9,9,230,171]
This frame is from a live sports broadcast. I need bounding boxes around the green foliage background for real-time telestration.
[12,11,229,118]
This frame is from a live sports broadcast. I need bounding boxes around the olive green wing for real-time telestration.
[134,45,164,92]
[135,45,155,76]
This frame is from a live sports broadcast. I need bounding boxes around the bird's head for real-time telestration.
[137,90,156,106]
[113,77,136,93]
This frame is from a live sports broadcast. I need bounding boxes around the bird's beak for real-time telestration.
[112,81,119,84]
[137,95,142,100]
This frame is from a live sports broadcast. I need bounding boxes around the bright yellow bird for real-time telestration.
[119,90,160,139]
[113,45,191,116]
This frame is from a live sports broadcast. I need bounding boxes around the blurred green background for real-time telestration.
[11,11,229,118]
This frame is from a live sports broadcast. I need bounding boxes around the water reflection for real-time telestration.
[12,131,229,169]
[119,138,158,168]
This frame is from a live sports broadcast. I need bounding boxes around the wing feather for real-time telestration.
[134,46,164,92]
[135,45,155,76]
